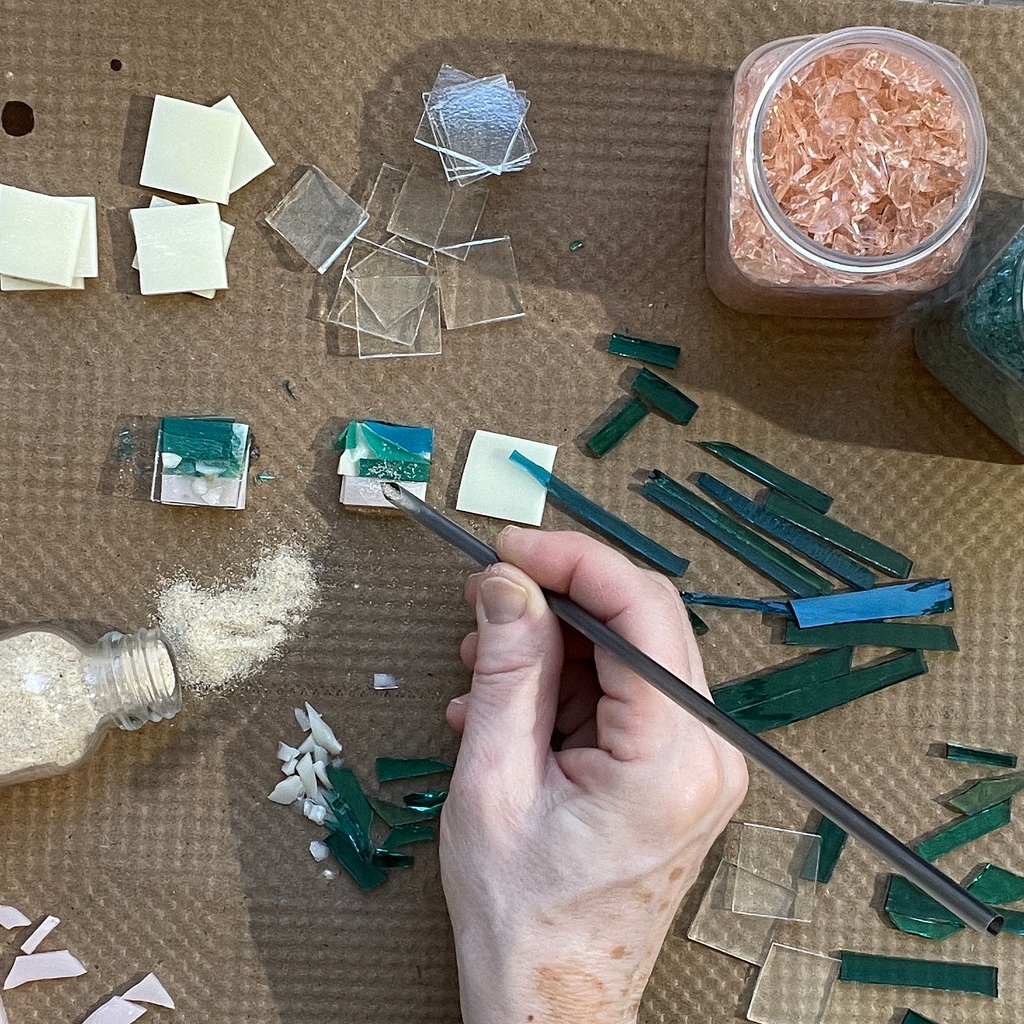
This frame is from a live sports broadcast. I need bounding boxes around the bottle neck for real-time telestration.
[89,628,181,730]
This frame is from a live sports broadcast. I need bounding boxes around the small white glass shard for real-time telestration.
[211,95,274,194]
[303,799,327,825]
[374,673,401,690]
[0,186,88,287]
[295,752,317,799]
[294,706,311,732]
[130,203,228,295]
[0,907,31,930]
[313,744,328,765]
[686,861,776,966]
[268,776,305,804]
[81,997,148,1024]
[0,992,8,1024]
[313,761,331,789]
[277,742,299,761]
[437,236,524,329]
[122,973,175,1009]
[281,757,298,776]
[386,166,455,249]
[747,944,840,1024]
[297,734,316,755]
[310,840,330,863]
[3,950,87,990]
[304,703,343,755]
[732,823,821,923]
[20,916,60,954]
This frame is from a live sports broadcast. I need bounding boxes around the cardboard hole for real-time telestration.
[110,58,123,71]
[2,100,33,136]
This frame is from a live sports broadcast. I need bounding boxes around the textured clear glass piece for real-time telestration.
[789,579,954,628]
[965,863,1024,904]
[608,333,680,368]
[838,951,998,996]
[437,236,524,328]
[747,944,840,1024]
[686,860,776,965]
[916,801,1012,862]
[732,824,820,922]
[376,757,454,782]
[711,648,853,715]
[631,367,699,425]
[947,770,1024,815]
[585,398,649,457]
[785,621,958,651]
[944,743,1017,768]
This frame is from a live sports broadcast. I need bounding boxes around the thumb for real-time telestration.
[460,563,563,786]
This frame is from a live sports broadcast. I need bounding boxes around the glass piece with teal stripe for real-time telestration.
[944,743,1017,768]
[608,332,680,368]
[585,397,648,457]
[762,489,913,578]
[966,864,1024,904]
[698,441,833,514]
[368,796,441,826]
[509,450,689,576]
[837,951,998,996]
[789,580,953,628]
[642,472,833,597]
[695,473,877,589]
[784,621,958,651]
[682,592,792,616]
[153,416,251,509]
[946,771,1024,815]
[631,367,698,425]
[915,801,1012,862]
[380,823,436,851]
[376,756,454,782]
[800,816,847,883]
[729,650,927,734]
[711,648,853,715]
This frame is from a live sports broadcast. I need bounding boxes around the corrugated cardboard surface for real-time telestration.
[1,1,1023,1021]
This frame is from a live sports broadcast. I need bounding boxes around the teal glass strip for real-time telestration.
[965,864,1024,905]
[687,607,709,636]
[789,580,954,628]
[994,907,1024,934]
[885,875,963,926]
[711,648,853,715]
[642,472,833,597]
[837,951,998,995]
[324,831,389,891]
[698,441,833,514]
[509,450,689,576]
[763,490,913,578]
[380,823,436,851]
[376,757,454,782]
[682,592,792,616]
[631,368,699,425]
[371,849,415,869]
[901,1012,942,1024]
[696,473,877,589]
[947,771,1024,815]
[916,801,1012,862]
[944,743,1017,769]
[608,333,680,369]
[888,912,964,941]
[812,816,848,883]
[730,650,928,734]
[368,797,441,827]
[325,765,374,842]
[403,790,448,810]
[364,421,434,455]
[785,621,958,652]
[356,458,431,482]
[586,398,649,457]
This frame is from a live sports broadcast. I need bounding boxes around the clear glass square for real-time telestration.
[356,276,434,329]
[386,166,455,249]
[437,185,488,251]
[437,236,524,329]
[732,823,821,922]
[359,163,409,244]
[354,280,425,347]
[686,860,776,966]
[357,289,442,360]
[747,944,840,1024]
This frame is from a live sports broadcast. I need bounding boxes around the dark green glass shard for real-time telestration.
[585,398,649,457]
[802,816,847,883]
[887,912,965,941]
[838,951,998,995]
[371,849,415,869]
[763,490,913,578]
[900,1012,942,1024]
[947,771,1024,815]
[916,801,1012,862]
[355,458,431,482]
[368,797,441,827]
[965,863,1024,904]
[643,472,833,597]
[729,650,927,734]
[885,875,964,926]
[326,765,375,843]
[509,450,689,576]
[682,592,792,616]
[785,621,958,652]
[376,757,454,782]
[608,333,680,369]
[945,743,1017,768]
[631,367,698,425]
[789,580,954,628]
[696,473,877,589]
[380,823,436,851]
[324,831,389,891]
[568,239,585,252]
[698,441,833,514]
[994,907,1024,934]
[711,647,853,715]
[403,790,448,810]
[687,607,709,636]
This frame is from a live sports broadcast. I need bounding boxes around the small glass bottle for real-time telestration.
[705,27,987,317]
[0,626,180,788]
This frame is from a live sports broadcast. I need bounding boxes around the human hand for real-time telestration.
[440,528,748,1024]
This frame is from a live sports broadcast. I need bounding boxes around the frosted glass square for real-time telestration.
[747,944,840,1024]
[456,430,557,525]
[211,95,274,194]
[265,166,368,273]
[387,166,454,249]
[0,186,88,287]
[687,860,776,966]
[130,203,227,295]
[437,236,524,328]
[733,824,820,923]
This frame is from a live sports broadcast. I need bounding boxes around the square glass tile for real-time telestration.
[686,860,776,966]
[437,236,524,328]
[748,944,840,1024]
[386,165,454,249]
[733,823,820,922]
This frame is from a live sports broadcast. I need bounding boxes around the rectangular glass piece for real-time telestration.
[699,441,833,514]
[376,756,454,782]
[966,863,1024,904]
[509,450,689,576]
[608,333,680,369]
[711,648,854,715]
[324,831,389,891]
[630,367,698,425]
[437,236,524,328]
[386,166,454,248]
[359,163,409,245]
[642,472,833,598]
[802,816,847,884]
[353,274,433,329]
[696,473,877,589]
[789,580,954,628]
[916,801,1012,862]
[837,951,998,996]
[946,771,1024,815]
[730,650,928,734]
[944,743,1017,768]
[748,944,840,1024]
[380,823,436,851]
[762,489,913,578]
[367,797,440,827]
[682,592,792,616]
[733,824,820,922]
[785,621,958,651]
[356,458,431,482]
[457,431,557,526]
[586,398,649,457]
[354,279,427,346]
[686,860,776,965]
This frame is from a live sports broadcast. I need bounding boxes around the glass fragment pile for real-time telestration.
[336,419,434,508]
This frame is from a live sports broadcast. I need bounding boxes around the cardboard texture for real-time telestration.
[1,2,1023,1022]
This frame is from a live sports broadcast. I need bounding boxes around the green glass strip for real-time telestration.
[945,743,1017,769]
[682,592,792,616]
[360,422,423,461]
[160,416,237,462]
[509,450,690,576]
[711,647,853,715]
[696,473,877,589]
[965,864,1024,905]
[888,912,964,941]
[687,607,709,636]
[608,333,680,369]
[763,490,913,578]
[376,757,454,782]
[643,472,833,597]
[371,849,415,869]
[785,621,958,652]
[885,875,963,926]
[586,398,649,457]
[811,816,847,883]
[994,907,1024,934]
[368,797,441,827]
[698,441,833,514]
[380,823,436,851]
[789,580,954,629]
[916,801,1012,862]
[730,650,928,734]
[631,367,698,425]
[325,765,375,843]
[900,1012,942,1024]
[403,790,448,810]
[324,831,389,891]
[947,771,1024,815]
[355,458,431,482]
[838,951,998,995]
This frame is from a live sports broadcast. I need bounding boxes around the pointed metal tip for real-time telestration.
[381,482,404,507]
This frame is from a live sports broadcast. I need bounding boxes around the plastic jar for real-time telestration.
[0,626,180,788]
[705,27,987,317]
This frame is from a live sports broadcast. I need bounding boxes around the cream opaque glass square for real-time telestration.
[130,203,228,295]
[0,186,88,287]
[0,196,96,291]
[456,430,557,525]
[212,95,274,194]
[140,95,243,204]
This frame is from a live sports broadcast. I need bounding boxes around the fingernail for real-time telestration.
[500,525,522,537]
[448,695,467,707]
[479,575,529,624]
